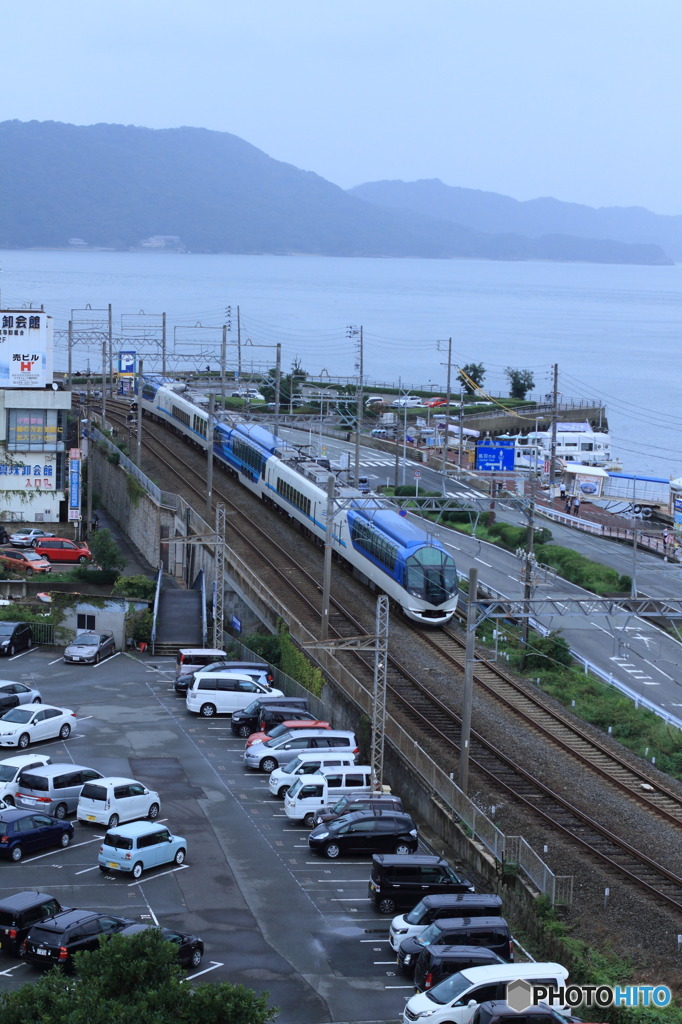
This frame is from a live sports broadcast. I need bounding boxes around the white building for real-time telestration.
[0,310,71,523]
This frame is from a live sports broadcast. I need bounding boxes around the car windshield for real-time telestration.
[282,758,303,774]
[416,922,444,947]
[241,699,262,714]
[104,832,133,850]
[24,552,43,562]
[266,724,289,739]
[1,708,33,724]
[404,899,428,924]
[0,765,17,781]
[0,624,17,636]
[423,970,471,1005]
[74,635,98,646]
[13,530,31,537]
[287,778,303,797]
[330,796,350,815]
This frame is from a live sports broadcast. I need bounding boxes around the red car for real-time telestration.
[423,397,448,408]
[33,538,92,564]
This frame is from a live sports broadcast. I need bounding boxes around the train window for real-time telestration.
[350,519,397,572]
[405,547,458,603]
[276,476,311,517]
[171,404,190,427]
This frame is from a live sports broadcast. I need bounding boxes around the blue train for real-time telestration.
[138,379,458,624]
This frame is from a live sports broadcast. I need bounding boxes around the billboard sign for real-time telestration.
[68,449,82,522]
[0,310,53,388]
[119,351,136,376]
[476,437,516,472]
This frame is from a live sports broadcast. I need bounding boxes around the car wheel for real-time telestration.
[8,644,15,657]
[78,555,88,564]
[107,813,119,829]
[94,652,100,664]
[59,724,71,740]
[18,733,30,749]
[60,831,71,848]
[378,897,397,915]
[32,696,42,703]
[148,803,160,820]
[132,862,144,879]
[200,703,216,718]
[54,803,68,820]
[277,785,290,799]
[10,845,22,862]
[238,724,251,738]
[26,637,33,649]
[324,842,341,859]
[190,947,203,968]
[30,540,38,547]
[174,848,186,866]
[303,812,317,829]
[394,841,412,855]
[99,865,109,873]
[25,569,33,577]
[260,757,277,773]
[3,795,14,806]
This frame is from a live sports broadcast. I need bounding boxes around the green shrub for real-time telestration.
[112,575,156,600]
[277,626,324,697]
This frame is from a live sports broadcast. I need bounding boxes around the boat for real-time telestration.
[498,421,620,472]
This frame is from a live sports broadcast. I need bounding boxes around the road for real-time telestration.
[285,429,682,726]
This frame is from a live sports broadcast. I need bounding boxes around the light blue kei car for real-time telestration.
[98,821,187,879]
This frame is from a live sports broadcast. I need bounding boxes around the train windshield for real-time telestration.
[405,547,457,604]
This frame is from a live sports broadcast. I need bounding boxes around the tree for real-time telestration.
[260,357,308,406]
[0,929,277,1024]
[88,527,126,572]
[459,363,486,394]
[505,367,535,400]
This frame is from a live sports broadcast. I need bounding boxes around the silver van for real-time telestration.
[244,730,358,772]
[15,763,104,818]
[283,765,374,825]
[175,648,227,680]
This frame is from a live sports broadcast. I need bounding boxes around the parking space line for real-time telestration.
[127,863,189,887]
[361,938,390,942]
[9,649,35,661]
[21,836,103,862]
[185,961,224,980]
[49,656,64,665]
[75,865,102,875]
[0,962,29,977]
[92,652,122,668]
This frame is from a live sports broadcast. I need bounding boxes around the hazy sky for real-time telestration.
[3,1,681,214]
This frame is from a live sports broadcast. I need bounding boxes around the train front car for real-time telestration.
[347,506,458,625]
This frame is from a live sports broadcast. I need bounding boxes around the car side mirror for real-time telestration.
[167,836,173,842]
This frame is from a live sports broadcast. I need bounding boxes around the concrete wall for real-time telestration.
[90,445,159,570]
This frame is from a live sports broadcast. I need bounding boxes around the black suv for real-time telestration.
[397,916,513,976]
[314,793,403,826]
[369,854,475,915]
[230,696,308,737]
[0,891,63,956]
[23,909,136,969]
[308,809,418,859]
[413,944,505,993]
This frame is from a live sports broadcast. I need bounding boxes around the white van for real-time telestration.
[401,962,569,1024]
[284,765,374,825]
[175,648,226,680]
[186,673,283,717]
[268,750,357,798]
[77,777,161,829]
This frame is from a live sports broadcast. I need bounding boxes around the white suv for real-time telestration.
[0,754,51,804]
[392,396,423,408]
[77,776,161,829]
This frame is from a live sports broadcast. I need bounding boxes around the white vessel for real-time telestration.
[500,421,620,471]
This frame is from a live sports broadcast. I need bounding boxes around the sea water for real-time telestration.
[1,249,680,479]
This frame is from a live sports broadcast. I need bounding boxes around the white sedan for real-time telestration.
[0,681,42,705]
[0,705,76,748]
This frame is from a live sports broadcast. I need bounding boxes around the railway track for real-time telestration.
[105,402,682,912]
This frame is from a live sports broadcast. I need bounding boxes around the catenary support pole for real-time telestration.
[206,392,214,521]
[321,474,335,640]
[458,568,477,793]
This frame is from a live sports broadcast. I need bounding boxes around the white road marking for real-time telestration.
[75,865,102,875]
[49,657,64,665]
[127,863,189,886]
[9,650,34,661]
[185,961,224,980]
[22,836,102,862]
[0,962,29,976]
[474,558,492,567]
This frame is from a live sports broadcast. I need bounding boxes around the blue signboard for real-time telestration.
[231,615,242,633]
[475,438,515,472]
[119,351,136,376]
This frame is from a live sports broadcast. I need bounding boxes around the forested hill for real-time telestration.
[0,120,673,264]
[349,178,682,261]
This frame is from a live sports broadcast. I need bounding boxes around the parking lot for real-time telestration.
[0,646,418,1023]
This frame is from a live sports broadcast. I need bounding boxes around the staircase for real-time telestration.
[153,588,203,657]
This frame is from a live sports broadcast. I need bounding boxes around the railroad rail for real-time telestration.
[105,402,682,912]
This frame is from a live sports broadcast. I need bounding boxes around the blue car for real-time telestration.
[0,808,73,862]
[98,821,187,879]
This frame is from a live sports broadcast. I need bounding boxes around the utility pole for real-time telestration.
[458,568,477,793]
[108,303,113,399]
[86,385,93,541]
[220,325,227,409]
[548,363,559,498]
[348,325,364,487]
[274,343,281,437]
[136,358,143,467]
[440,338,452,481]
[631,527,638,599]
[520,466,537,666]
[206,393,215,521]
[321,474,335,640]
[162,312,167,377]
[237,305,242,381]
[370,595,389,790]
[67,320,73,388]
[101,338,107,426]
[213,503,227,650]
[458,387,464,471]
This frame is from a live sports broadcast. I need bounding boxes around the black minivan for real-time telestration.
[413,943,505,993]
[230,697,308,737]
[0,891,63,956]
[397,916,514,976]
[369,854,475,915]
